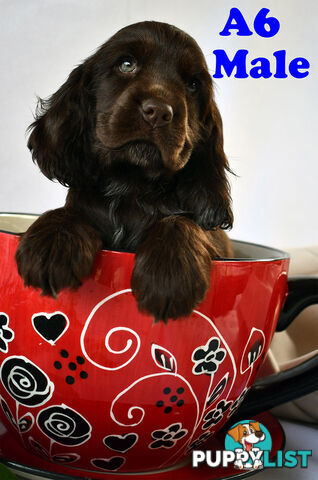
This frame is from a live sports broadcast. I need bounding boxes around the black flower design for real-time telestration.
[187,431,212,452]
[149,423,188,449]
[37,404,92,446]
[192,337,226,375]
[0,356,54,407]
[202,400,232,430]
[0,314,14,353]
[228,388,249,417]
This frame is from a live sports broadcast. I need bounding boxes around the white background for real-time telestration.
[0,3,317,478]
[0,0,317,249]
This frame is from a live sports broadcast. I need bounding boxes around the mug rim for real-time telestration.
[0,212,290,263]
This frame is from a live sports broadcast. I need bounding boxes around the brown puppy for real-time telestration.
[15,21,233,322]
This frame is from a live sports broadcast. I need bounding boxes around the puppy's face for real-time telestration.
[228,422,265,451]
[27,20,233,233]
[94,22,213,175]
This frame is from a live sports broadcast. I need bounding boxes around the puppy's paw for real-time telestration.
[15,209,102,297]
[131,217,213,322]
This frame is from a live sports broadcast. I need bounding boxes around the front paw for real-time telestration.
[131,217,212,321]
[15,210,101,297]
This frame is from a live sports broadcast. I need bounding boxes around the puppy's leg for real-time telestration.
[131,216,225,322]
[206,228,234,258]
[15,208,102,297]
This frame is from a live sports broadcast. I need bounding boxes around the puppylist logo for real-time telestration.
[225,420,270,470]
[192,420,312,470]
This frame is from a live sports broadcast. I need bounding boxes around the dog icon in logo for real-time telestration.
[228,421,265,469]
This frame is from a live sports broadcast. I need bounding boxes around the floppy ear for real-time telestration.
[27,63,97,188]
[227,425,242,443]
[201,98,233,230]
[250,421,261,431]
[179,97,233,231]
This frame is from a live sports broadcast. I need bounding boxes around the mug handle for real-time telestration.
[229,276,318,420]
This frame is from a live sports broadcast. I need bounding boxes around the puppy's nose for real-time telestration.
[141,99,173,128]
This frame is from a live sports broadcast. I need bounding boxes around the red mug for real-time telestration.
[0,213,317,476]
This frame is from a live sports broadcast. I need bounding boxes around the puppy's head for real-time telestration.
[228,422,265,450]
[28,21,232,228]
[94,21,212,174]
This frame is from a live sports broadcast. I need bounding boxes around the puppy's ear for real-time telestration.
[202,98,233,230]
[27,63,96,187]
[227,425,242,443]
[181,95,233,231]
[250,421,261,431]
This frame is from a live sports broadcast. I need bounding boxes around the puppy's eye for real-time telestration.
[186,78,199,94]
[243,430,248,435]
[118,57,137,74]
[250,428,255,433]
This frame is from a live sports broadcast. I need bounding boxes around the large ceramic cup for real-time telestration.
[0,213,317,476]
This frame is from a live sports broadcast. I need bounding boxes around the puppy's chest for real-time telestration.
[104,189,185,251]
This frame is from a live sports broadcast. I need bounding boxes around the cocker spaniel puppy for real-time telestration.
[16,21,233,322]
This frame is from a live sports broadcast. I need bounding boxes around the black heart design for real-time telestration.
[103,433,138,453]
[32,312,69,344]
[92,457,125,471]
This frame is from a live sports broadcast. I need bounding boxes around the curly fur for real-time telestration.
[16,21,233,321]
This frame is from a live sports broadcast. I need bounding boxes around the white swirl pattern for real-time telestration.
[80,290,141,371]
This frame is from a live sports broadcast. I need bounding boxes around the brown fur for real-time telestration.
[228,422,263,444]
[15,21,233,321]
